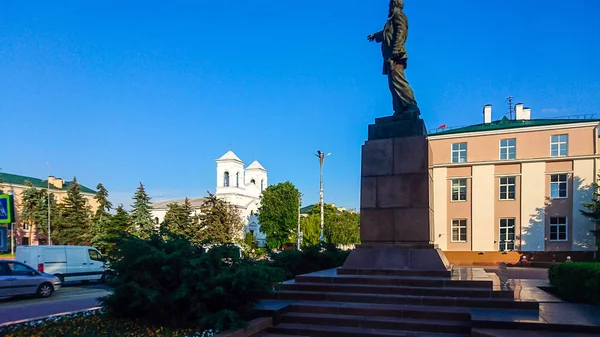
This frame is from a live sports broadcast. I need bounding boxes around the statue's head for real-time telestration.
[389,0,404,10]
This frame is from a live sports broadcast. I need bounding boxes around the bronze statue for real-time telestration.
[368,0,420,117]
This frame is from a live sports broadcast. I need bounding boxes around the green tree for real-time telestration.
[161,198,203,243]
[326,211,361,246]
[55,177,92,245]
[299,213,321,247]
[257,181,300,250]
[96,204,132,255]
[198,192,244,244]
[580,177,600,259]
[130,182,155,239]
[244,231,258,248]
[20,181,58,244]
[91,183,114,253]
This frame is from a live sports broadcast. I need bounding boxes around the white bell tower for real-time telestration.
[245,160,268,198]
[215,150,245,196]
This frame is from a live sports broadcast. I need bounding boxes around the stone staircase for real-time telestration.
[258,268,539,336]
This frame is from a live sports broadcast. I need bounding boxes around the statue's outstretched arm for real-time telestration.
[373,31,384,42]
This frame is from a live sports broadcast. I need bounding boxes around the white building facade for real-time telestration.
[215,151,268,247]
[151,150,268,247]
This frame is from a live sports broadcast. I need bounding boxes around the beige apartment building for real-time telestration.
[429,104,600,254]
[0,173,98,245]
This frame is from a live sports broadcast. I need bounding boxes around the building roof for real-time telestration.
[246,160,266,171]
[152,197,206,210]
[0,172,96,194]
[216,151,244,163]
[429,116,600,137]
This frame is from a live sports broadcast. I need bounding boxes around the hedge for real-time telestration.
[548,262,600,304]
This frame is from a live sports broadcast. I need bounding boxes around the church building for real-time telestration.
[151,150,268,247]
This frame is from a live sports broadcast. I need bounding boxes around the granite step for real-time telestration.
[337,268,452,278]
[280,312,471,335]
[269,323,468,337]
[280,282,512,299]
[295,274,493,289]
[288,301,471,322]
[273,290,538,310]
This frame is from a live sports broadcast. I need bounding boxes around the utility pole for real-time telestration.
[47,162,51,246]
[297,192,301,250]
[315,151,330,243]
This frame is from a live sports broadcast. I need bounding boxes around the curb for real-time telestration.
[0,306,101,327]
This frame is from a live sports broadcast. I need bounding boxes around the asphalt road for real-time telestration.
[0,282,111,325]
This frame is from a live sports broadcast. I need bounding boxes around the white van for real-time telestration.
[15,245,109,284]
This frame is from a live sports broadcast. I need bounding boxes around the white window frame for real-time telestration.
[550,174,568,199]
[549,217,568,242]
[451,143,467,163]
[499,176,516,200]
[499,218,516,251]
[499,138,516,160]
[451,219,468,243]
[451,179,467,202]
[550,134,568,157]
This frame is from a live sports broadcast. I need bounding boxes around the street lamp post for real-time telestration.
[315,151,330,243]
[47,162,51,246]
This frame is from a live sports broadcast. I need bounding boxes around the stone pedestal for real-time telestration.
[342,115,450,272]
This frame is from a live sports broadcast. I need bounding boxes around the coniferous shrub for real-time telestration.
[100,231,284,332]
[548,262,600,304]
[269,243,350,280]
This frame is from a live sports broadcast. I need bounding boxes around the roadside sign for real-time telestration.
[0,226,7,252]
[0,194,13,224]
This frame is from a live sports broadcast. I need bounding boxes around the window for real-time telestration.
[499,138,516,160]
[88,249,104,262]
[223,172,230,187]
[499,218,516,251]
[7,262,35,276]
[451,219,467,242]
[451,179,467,201]
[499,177,516,200]
[21,237,29,245]
[549,217,567,241]
[23,223,30,230]
[261,179,264,192]
[250,179,256,185]
[551,134,568,157]
[550,174,568,198]
[236,172,240,187]
[451,143,467,163]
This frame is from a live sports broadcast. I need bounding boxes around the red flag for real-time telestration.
[437,124,447,129]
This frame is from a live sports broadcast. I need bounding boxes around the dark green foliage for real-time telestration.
[268,243,350,280]
[101,231,284,331]
[93,205,132,256]
[91,183,114,253]
[161,198,203,243]
[548,263,600,304]
[20,181,57,244]
[258,182,300,250]
[198,192,244,244]
[55,177,92,245]
[130,182,155,239]
[244,232,257,248]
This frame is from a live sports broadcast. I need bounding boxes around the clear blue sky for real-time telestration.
[1,1,599,210]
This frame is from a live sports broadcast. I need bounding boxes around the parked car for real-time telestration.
[0,259,62,299]
[15,245,110,284]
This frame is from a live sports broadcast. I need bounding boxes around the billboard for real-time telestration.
[0,194,13,224]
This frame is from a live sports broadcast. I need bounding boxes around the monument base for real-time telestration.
[341,245,451,272]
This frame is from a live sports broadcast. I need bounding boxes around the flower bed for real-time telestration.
[0,310,217,337]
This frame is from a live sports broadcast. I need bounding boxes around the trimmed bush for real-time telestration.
[268,243,350,280]
[101,232,284,332]
[548,262,600,304]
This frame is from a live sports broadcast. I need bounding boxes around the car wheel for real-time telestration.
[100,271,114,283]
[37,283,54,298]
